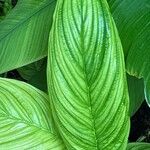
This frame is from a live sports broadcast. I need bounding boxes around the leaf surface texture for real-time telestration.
[0,78,64,149]
[48,0,130,149]
[0,0,55,73]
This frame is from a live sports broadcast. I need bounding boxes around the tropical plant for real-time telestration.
[0,0,149,149]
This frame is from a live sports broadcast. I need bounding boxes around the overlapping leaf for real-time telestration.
[0,0,56,73]
[18,58,47,91]
[0,78,64,149]
[48,0,129,149]
[0,0,12,21]
[127,74,144,116]
[17,59,45,81]
[108,0,150,104]
[29,62,47,92]
[127,143,150,150]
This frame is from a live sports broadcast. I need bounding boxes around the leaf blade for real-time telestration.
[48,0,130,149]
[0,0,55,73]
[0,78,64,149]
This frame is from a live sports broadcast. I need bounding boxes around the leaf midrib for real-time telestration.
[80,2,98,149]
[0,113,54,136]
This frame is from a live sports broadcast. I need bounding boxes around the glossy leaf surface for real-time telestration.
[0,78,64,149]
[48,0,130,149]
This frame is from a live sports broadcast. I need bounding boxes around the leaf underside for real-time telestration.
[0,0,56,74]
[48,0,129,149]
[0,78,64,149]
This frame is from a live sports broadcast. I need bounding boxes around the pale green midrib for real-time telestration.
[0,0,55,42]
[80,3,98,149]
[0,112,55,136]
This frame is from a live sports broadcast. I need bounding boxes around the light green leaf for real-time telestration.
[127,143,150,150]
[108,0,150,104]
[47,0,130,149]
[0,0,56,73]
[0,78,65,149]
[127,74,144,116]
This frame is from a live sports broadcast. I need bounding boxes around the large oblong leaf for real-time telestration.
[0,78,64,149]
[47,0,130,149]
[127,143,150,150]
[0,0,56,73]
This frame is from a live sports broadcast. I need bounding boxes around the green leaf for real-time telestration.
[18,58,47,91]
[29,62,47,92]
[108,0,150,104]
[0,0,56,73]
[0,78,65,149]
[127,143,150,150]
[17,58,45,81]
[127,74,144,116]
[0,0,12,20]
[47,0,130,149]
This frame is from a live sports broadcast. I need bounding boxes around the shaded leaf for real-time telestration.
[17,58,45,81]
[127,74,144,116]
[18,58,47,91]
[48,0,129,149]
[0,78,64,149]
[29,63,47,92]
[0,0,56,73]
[0,0,12,19]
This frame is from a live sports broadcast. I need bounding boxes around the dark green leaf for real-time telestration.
[108,0,150,104]
[29,64,47,92]
[0,0,56,73]
[18,58,47,92]
[127,74,144,116]
[17,58,45,81]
